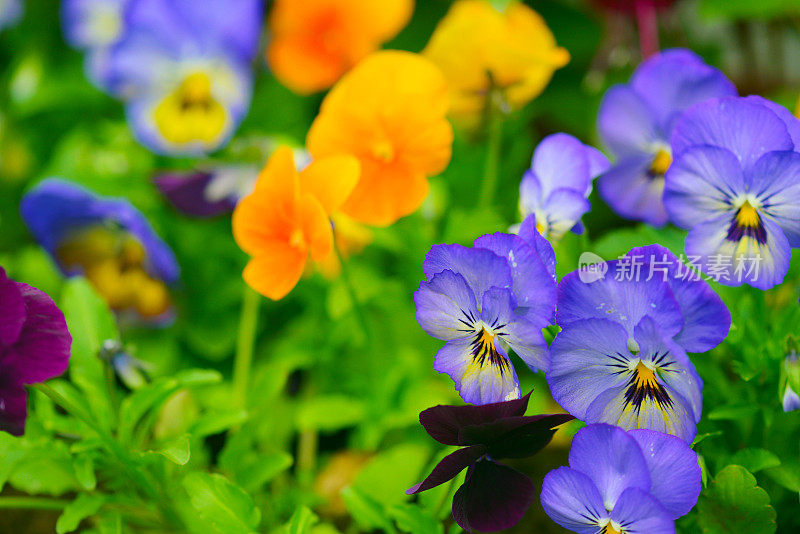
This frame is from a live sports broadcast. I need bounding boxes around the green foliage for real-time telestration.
[696,465,777,533]
[182,472,261,534]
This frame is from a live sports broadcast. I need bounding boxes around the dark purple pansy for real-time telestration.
[0,267,71,436]
[407,392,573,532]
[153,170,239,218]
[596,49,736,226]
[541,424,700,533]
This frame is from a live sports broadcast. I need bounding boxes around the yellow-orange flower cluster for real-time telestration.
[232,147,359,299]
[424,0,569,118]
[307,50,453,226]
[267,0,414,94]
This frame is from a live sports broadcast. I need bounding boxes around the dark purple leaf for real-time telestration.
[452,460,535,532]
[406,444,487,495]
[419,392,532,445]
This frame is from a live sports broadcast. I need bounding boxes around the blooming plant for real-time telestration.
[2,2,800,534]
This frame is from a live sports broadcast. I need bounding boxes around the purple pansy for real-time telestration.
[518,133,609,241]
[541,424,700,533]
[20,178,179,322]
[102,0,263,156]
[782,352,800,412]
[664,96,800,290]
[415,220,557,404]
[62,0,131,91]
[549,245,730,443]
[597,49,736,226]
[0,0,22,31]
[153,165,258,218]
[408,393,573,533]
[0,267,71,435]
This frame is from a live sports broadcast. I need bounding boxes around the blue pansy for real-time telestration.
[518,133,609,241]
[664,96,800,290]
[541,424,701,533]
[782,352,800,412]
[548,245,730,442]
[414,218,557,404]
[20,178,179,322]
[596,49,736,226]
[0,0,22,31]
[102,0,263,156]
[62,0,131,91]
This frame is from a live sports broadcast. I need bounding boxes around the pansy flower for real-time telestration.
[541,424,701,534]
[664,96,800,290]
[232,146,360,300]
[423,0,569,118]
[408,393,573,532]
[597,49,736,226]
[415,221,556,404]
[549,245,731,442]
[153,165,257,218]
[518,133,609,241]
[20,178,179,323]
[61,0,130,91]
[0,0,22,31]
[267,0,413,94]
[0,267,71,435]
[307,50,453,226]
[103,0,263,156]
[781,352,800,412]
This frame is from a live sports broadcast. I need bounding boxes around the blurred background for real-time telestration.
[1,1,800,532]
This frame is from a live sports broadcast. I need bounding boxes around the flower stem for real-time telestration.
[0,497,69,510]
[233,285,261,410]
[479,87,505,209]
[334,240,372,345]
[635,0,659,59]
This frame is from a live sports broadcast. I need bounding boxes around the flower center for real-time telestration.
[289,228,306,250]
[470,327,509,371]
[600,522,624,534]
[371,140,395,162]
[727,199,767,245]
[153,72,228,145]
[623,359,673,413]
[648,148,672,178]
[56,226,171,318]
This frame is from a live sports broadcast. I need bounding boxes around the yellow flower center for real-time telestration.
[371,140,395,162]
[735,200,760,228]
[289,228,306,250]
[153,72,228,146]
[601,523,623,534]
[623,360,673,412]
[649,149,672,177]
[56,227,171,318]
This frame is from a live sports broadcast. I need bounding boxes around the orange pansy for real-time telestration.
[232,146,359,299]
[267,0,414,95]
[424,0,569,118]
[306,50,453,227]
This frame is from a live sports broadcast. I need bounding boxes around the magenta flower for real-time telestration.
[0,267,71,435]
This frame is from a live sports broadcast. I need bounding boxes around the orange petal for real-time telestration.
[300,193,335,262]
[233,185,296,255]
[254,146,300,200]
[340,162,430,227]
[268,37,347,95]
[299,155,360,215]
[242,241,307,300]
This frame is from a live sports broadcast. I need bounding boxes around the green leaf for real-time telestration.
[56,493,107,534]
[706,405,759,421]
[388,504,444,534]
[118,378,180,444]
[699,0,800,20]
[728,449,781,474]
[352,443,430,507]
[182,472,261,534]
[341,486,396,534]
[72,455,96,491]
[60,278,117,432]
[765,461,800,493]
[296,396,366,431]
[284,506,318,534]
[696,465,777,533]
[151,434,191,465]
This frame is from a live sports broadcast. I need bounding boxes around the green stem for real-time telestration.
[233,285,261,410]
[478,88,505,209]
[334,240,372,345]
[0,497,69,510]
